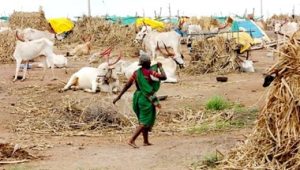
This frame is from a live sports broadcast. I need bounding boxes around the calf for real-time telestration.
[67,36,92,57]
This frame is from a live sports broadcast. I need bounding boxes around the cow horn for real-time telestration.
[108,52,122,66]
[100,46,113,57]
[16,31,25,42]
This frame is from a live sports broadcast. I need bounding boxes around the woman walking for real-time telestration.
[113,52,166,148]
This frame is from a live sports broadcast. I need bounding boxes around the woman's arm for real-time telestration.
[113,73,135,104]
[154,62,167,81]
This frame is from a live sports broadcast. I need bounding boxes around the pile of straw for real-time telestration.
[219,38,300,169]
[10,84,132,135]
[184,36,240,75]
[57,16,140,57]
[9,9,50,31]
[0,30,16,64]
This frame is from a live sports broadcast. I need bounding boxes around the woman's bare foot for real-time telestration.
[143,142,153,146]
[128,141,139,148]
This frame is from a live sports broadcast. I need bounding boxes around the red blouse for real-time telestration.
[129,68,161,83]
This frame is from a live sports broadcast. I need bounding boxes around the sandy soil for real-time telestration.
[0,48,275,169]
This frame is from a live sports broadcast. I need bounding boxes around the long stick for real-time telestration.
[0,160,29,164]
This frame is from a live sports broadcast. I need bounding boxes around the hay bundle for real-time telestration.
[57,16,140,57]
[219,39,300,169]
[9,9,50,31]
[184,36,240,75]
[0,30,16,64]
[12,87,132,135]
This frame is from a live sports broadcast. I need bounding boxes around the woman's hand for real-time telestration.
[157,62,162,68]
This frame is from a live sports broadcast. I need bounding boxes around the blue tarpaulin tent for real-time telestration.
[105,16,138,25]
[231,20,264,39]
[214,16,270,42]
[0,16,9,21]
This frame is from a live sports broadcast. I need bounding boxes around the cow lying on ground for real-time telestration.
[60,52,122,93]
[105,50,180,83]
[66,36,92,57]
[35,54,68,74]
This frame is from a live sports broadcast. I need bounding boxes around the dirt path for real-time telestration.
[2,130,248,170]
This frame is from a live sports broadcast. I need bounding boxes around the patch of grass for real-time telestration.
[8,165,30,170]
[205,96,230,111]
[190,152,224,169]
[233,103,247,114]
[249,107,259,114]
[189,120,234,134]
[188,119,244,134]
[201,152,221,168]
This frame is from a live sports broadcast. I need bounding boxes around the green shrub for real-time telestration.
[205,96,230,111]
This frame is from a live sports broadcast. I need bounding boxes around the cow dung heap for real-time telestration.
[184,36,240,75]
[0,143,36,162]
[218,38,300,169]
[9,9,50,31]
[0,30,16,64]
[57,16,140,57]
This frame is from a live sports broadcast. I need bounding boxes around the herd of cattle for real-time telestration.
[1,18,299,94]
[5,25,186,94]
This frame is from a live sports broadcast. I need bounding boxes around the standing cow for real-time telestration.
[134,26,185,68]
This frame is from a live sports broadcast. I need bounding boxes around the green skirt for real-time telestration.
[133,91,156,127]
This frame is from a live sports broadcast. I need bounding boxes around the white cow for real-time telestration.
[110,51,179,83]
[123,57,178,83]
[19,28,56,42]
[187,25,202,35]
[134,26,185,67]
[274,21,299,37]
[0,27,10,33]
[13,33,56,81]
[35,54,68,74]
[61,56,121,93]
